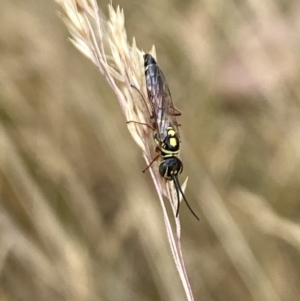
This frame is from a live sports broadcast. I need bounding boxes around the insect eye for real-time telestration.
[159,160,168,179]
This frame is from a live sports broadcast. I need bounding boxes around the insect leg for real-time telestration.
[130,84,154,119]
[142,153,160,173]
[127,120,154,130]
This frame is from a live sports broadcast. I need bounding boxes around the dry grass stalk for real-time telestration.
[55,0,195,300]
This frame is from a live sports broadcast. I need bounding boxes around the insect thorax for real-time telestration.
[154,126,180,157]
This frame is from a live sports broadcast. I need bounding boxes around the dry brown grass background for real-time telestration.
[1,0,300,301]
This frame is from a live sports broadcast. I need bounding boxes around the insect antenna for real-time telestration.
[173,175,181,217]
[172,175,200,221]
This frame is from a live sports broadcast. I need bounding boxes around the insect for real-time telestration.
[143,53,199,220]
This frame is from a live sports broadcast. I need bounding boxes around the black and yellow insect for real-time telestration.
[143,53,199,220]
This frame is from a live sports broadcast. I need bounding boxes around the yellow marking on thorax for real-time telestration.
[167,128,176,136]
[169,137,177,147]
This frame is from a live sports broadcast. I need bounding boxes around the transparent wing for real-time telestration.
[144,54,181,142]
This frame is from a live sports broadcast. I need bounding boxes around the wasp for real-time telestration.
[136,53,199,220]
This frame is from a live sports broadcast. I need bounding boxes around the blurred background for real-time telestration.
[1,0,300,300]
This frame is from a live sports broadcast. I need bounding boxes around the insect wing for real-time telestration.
[144,54,180,141]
